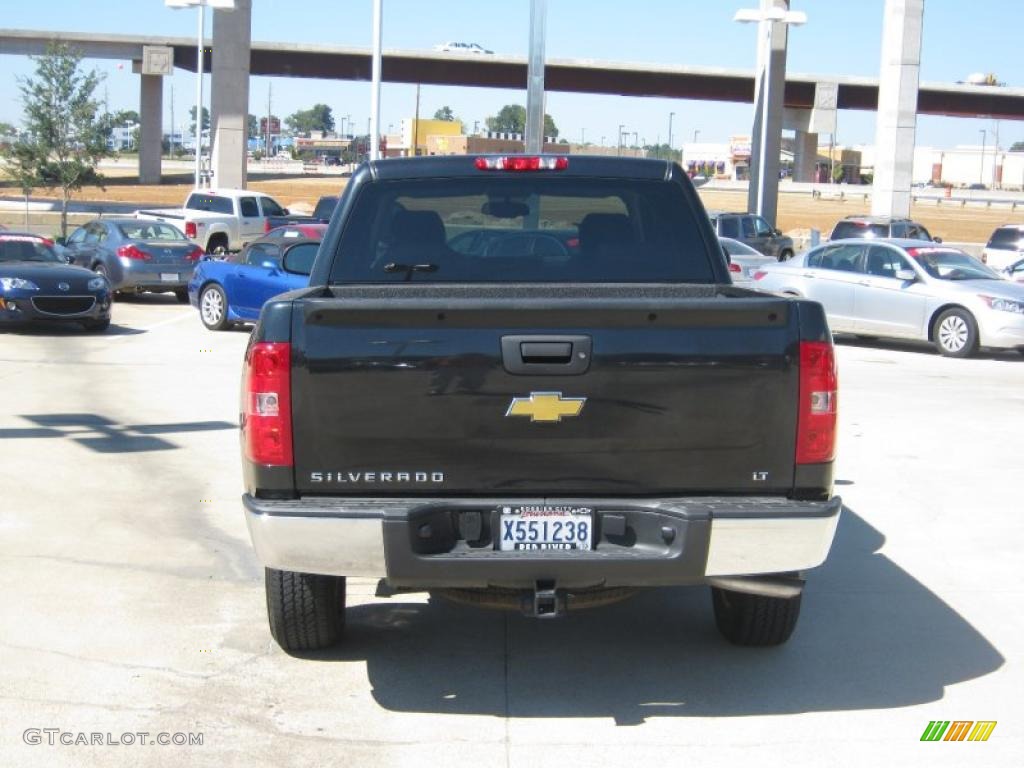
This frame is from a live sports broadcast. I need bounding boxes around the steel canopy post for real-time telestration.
[525,0,547,154]
[166,0,239,188]
[370,0,383,161]
[195,3,204,188]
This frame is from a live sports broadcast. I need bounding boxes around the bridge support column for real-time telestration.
[139,74,163,185]
[793,130,818,182]
[747,0,790,225]
[871,0,924,218]
[210,0,252,190]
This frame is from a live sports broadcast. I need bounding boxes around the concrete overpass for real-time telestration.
[4,28,1024,117]
[4,23,1023,200]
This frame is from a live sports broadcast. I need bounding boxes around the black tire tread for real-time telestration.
[265,568,346,652]
[711,587,801,646]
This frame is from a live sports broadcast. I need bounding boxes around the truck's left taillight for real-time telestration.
[242,342,293,466]
[795,340,838,465]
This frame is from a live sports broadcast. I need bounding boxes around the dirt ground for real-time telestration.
[3,172,1021,243]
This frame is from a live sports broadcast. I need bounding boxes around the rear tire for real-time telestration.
[779,249,794,261]
[174,288,189,304]
[933,308,978,358]
[711,586,802,646]
[266,568,346,652]
[206,235,229,256]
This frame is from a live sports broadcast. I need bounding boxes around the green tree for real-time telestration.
[189,105,210,136]
[486,104,525,134]
[0,141,40,229]
[285,104,335,136]
[1011,141,1024,152]
[248,114,259,138]
[485,104,558,138]
[112,109,140,126]
[433,106,456,121]
[543,114,559,139]
[8,43,111,237]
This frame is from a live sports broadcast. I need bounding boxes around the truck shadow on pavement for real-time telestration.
[0,413,236,453]
[305,505,1004,724]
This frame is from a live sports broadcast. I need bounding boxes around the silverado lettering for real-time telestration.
[310,471,445,483]
[240,154,841,654]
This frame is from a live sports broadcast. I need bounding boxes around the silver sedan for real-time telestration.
[719,237,775,287]
[751,238,1024,357]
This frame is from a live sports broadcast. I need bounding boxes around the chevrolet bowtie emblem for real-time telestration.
[506,392,586,423]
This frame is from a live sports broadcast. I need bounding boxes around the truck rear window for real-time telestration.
[185,194,234,215]
[328,178,717,283]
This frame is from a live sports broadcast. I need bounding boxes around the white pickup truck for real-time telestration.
[137,189,310,254]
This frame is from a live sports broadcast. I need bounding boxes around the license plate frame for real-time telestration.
[496,505,594,551]
[160,272,179,282]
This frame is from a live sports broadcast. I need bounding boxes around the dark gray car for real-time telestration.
[828,216,939,243]
[65,218,203,302]
[708,211,794,260]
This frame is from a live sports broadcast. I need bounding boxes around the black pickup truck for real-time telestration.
[240,155,841,652]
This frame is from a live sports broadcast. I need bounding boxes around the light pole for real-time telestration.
[617,124,625,156]
[165,0,237,189]
[734,4,807,219]
[667,112,675,160]
[369,0,383,160]
[979,129,987,185]
[693,129,700,143]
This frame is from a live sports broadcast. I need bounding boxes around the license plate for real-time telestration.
[497,505,593,551]
[160,273,178,282]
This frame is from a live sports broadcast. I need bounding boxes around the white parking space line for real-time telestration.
[107,309,195,341]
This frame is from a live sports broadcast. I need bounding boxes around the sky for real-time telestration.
[1,0,1023,150]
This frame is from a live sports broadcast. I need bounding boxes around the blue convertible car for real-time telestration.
[187,238,319,330]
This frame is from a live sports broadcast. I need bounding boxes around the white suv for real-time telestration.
[982,225,1024,271]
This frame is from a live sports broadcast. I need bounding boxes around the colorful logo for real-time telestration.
[920,721,997,742]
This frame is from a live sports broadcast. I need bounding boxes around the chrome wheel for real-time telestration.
[938,315,968,353]
[199,285,229,330]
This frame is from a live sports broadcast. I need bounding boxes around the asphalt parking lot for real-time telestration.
[1,298,1021,767]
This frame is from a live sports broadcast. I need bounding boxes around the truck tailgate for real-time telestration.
[290,286,801,496]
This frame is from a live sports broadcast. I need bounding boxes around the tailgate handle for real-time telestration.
[521,341,572,364]
[501,335,591,375]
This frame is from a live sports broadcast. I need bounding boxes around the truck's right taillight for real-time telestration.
[242,342,293,467]
[795,340,837,465]
[185,221,197,239]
